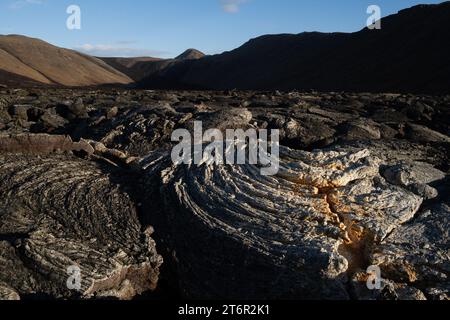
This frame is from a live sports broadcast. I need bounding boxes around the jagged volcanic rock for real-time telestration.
[141,146,423,299]
[369,204,450,300]
[0,89,448,301]
[0,149,162,300]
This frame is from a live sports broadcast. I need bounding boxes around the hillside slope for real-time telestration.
[100,49,205,81]
[0,35,132,87]
[138,2,450,93]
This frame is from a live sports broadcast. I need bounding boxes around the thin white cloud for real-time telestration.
[115,40,138,45]
[221,0,248,13]
[9,0,44,10]
[74,44,169,58]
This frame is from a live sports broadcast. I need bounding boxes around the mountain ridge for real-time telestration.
[137,1,450,93]
[99,49,205,81]
[0,34,133,87]
[175,49,206,60]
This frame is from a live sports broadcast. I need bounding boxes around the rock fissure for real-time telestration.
[303,184,375,278]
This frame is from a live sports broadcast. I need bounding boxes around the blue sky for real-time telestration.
[0,0,444,58]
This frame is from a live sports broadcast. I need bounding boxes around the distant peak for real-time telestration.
[175,49,205,60]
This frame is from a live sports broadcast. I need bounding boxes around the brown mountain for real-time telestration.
[138,2,450,93]
[0,35,132,87]
[100,49,205,81]
[99,56,165,81]
[175,49,205,60]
